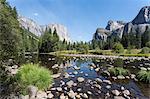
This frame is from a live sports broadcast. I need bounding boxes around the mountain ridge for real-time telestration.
[18,16,71,42]
[93,6,150,42]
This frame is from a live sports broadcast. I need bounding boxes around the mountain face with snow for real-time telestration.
[18,16,70,42]
[93,6,150,42]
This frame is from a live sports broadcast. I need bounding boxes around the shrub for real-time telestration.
[113,58,124,67]
[146,41,150,48]
[137,70,150,83]
[108,67,129,76]
[113,43,124,53]
[16,64,53,93]
[140,47,150,54]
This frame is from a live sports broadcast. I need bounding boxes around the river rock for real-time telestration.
[112,76,117,80]
[117,75,125,79]
[121,86,125,91]
[77,88,82,92]
[95,78,102,83]
[27,85,38,99]
[81,93,88,99]
[130,74,136,79]
[47,93,54,98]
[85,73,88,76]
[103,80,112,84]
[80,71,84,74]
[140,67,147,71]
[20,95,29,99]
[94,84,101,89]
[52,64,59,69]
[74,65,80,70]
[114,96,125,99]
[60,93,66,99]
[95,68,100,72]
[52,73,61,78]
[90,63,96,68]
[77,77,85,83]
[76,94,81,98]
[68,90,77,99]
[112,90,120,96]
[102,71,110,76]
[66,80,74,88]
[106,85,111,89]
[60,80,65,86]
[123,90,130,96]
[147,67,150,71]
[56,87,62,92]
[64,72,70,78]
[73,71,78,75]
[36,91,47,99]
[87,91,92,95]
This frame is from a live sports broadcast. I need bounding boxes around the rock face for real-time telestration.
[93,6,150,42]
[132,6,150,24]
[93,28,111,42]
[18,16,43,37]
[18,16,70,42]
[42,24,70,41]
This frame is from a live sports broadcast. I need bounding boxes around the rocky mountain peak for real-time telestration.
[106,20,126,31]
[132,6,150,24]
[18,16,43,36]
[42,24,70,41]
[18,16,70,42]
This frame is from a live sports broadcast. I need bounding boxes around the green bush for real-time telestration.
[140,47,150,54]
[113,58,124,67]
[146,41,150,48]
[113,43,124,53]
[16,64,53,93]
[108,67,129,76]
[137,70,150,83]
[120,54,150,57]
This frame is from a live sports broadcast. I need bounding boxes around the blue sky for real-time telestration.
[7,0,149,42]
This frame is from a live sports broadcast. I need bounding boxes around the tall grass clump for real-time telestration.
[16,64,53,93]
[137,70,150,83]
[108,67,129,76]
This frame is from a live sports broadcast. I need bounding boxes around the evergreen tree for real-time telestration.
[142,28,150,47]
[0,0,23,61]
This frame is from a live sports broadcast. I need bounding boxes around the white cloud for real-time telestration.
[33,13,39,16]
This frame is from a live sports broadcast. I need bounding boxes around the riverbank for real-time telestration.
[53,53,150,60]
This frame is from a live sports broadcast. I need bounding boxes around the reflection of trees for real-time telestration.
[92,58,107,67]
[75,59,86,67]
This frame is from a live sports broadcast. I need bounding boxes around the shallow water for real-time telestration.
[38,54,150,98]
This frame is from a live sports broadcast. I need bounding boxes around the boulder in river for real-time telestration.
[66,80,74,88]
[77,77,85,83]
[27,85,38,99]
[112,90,120,96]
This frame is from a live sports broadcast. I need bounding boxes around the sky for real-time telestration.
[7,0,150,42]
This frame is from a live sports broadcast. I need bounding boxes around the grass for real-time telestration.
[49,49,149,58]
[137,70,150,83]
[16,63,53,94]
[108,67,129,76]
[120,54,150,57]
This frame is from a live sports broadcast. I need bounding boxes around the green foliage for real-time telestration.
[120,54,150,57]
[0,0,23,61]
[113,42,124,53]
[16,64,53,93]
[146,41,150,48]
[142,28,150,47]
[108,67,129,76]
[137,70,150,83]
[76,42,89,54]
[113,58,124,67]
[39,28,65,53]
[140,47,150,54]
